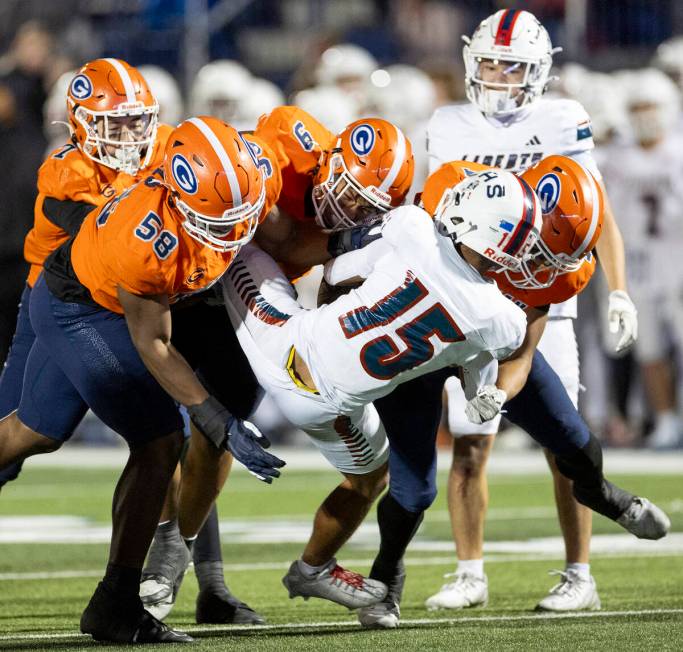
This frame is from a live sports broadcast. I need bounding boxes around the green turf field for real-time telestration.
[1,463,682,651]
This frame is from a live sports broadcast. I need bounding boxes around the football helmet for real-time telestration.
[510,155,604,289]
[189,60,252,122]
[622,68,680,145]
[314,43,377,88]
[312,118,414,231]
[138,65,184,126]
[435,169,541,273]
[67,58,159,174]
[163,116,266,252]
[463,9,557,117]
[366,65,437,131]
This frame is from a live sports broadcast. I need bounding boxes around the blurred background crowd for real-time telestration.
[2,0,683,450]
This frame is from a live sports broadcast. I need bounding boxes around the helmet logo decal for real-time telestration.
[70,74,93,100]
[171,154,198,194]
[536,173,561,213]
[350,124,375,156]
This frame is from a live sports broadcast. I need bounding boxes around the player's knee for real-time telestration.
[451,435,491,477]
[390,481,437,512]
[347,465,388,502]
[130,430,184,472]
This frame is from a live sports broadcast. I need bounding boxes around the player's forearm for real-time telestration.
[136,339,210,407]
[495,354,533,401]
[595,194,628,293]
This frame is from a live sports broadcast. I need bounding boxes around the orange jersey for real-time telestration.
[66,135,280,314]
[24,123,173,287]
[254,105,335,222]
[421,160,595,309]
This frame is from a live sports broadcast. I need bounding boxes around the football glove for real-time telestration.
[607,290,638,353]
[327,222,383,258]
[465,385,507,425]
[187,396,285,483]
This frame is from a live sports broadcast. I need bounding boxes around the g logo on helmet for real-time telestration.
[171,154,198,195]
[70,74,93,100]
[350,124,375,156]
[535,173,561,214]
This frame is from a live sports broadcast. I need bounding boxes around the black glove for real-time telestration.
[326,222,383,258]
[187,396,286,483]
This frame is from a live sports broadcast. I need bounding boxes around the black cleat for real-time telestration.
[196,587,266,625]
[81,582,193,644]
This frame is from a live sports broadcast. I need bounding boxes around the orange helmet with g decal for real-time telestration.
[312,118,414,231]
[67,58,159,175]
[163,116,266,252]
[509,155,604,289]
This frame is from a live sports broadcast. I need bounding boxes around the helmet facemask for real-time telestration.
[463,47,552,117]
[70,100,159,175]
[312,151,391,231]
[175,183,266,253]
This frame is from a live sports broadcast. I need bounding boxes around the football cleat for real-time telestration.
[196,587,266,624]
[616,496,671,540]
[81,582,193,644]
[535,570,601,612]
[139,526,192,620]
[358,564,405,629]
[424,572,488,611]
[282,559,387,609]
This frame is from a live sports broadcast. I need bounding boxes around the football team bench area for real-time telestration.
[0,447,681,651]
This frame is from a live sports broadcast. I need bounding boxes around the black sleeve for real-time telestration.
[41,196,97,235]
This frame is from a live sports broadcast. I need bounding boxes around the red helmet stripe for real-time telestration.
[494,9,522,46]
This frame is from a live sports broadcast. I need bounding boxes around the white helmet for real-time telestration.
[463,9,557,117]
[365,65,437,131]
[653,36,683,88]
[232,78,285,130]
[189,59,252,121]
[622,67,680,143]
[292,85,360,133]
[435,169,542,272]
[575,72,628,144]
[138,65,184,126]
[314,43,377,87]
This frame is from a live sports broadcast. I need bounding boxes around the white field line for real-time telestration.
[2,547,683,582]
[1,609,682,642]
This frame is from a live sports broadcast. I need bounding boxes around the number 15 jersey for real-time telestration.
[294,206,526,413]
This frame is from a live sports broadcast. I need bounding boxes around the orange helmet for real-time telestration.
[163,116,266,252]
[312,118,414,231]
[67,58,159,175]
[509,155,604,289]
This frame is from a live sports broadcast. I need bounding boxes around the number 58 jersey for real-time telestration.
[294,206,526,413]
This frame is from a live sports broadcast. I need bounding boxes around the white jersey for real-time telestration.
[598,135,683,297]
[427,98,599,319]
[294,206,526,413]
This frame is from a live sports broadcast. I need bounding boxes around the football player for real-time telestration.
[0,59,259,627]
[141,108,417,615]
[348,156,667,628]
[422,9,639,613]
[222,169,536,609]
[0,116,284,643]
[598,68,683,449]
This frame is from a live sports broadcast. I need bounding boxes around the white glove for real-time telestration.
[465,385,508,425]
[608,290,638,353]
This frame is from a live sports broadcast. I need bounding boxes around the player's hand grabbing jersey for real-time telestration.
[24,124,174,287]
[421,160,595,311]
[45,134,281,314]
[295,205,526,413]
[254,106,334,222]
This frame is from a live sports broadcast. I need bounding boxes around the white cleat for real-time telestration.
[140,528,192,621]
[616,496,671,540]
[424,572,488,611]
[358,568,405,629]
[282,559,387,610]
[535,570,601,612]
